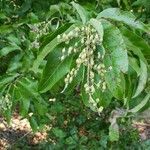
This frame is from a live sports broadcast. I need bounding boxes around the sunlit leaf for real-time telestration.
[98,8,149,32]
[132,60,147,98]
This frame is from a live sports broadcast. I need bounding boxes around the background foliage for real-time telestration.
[0,0,150,149]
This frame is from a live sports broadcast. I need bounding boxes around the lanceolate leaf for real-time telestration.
[132,60,147,98]
[122,36,147,65]
[130,93,150,113]
[97,8,149,32]
[71,2,88,24]
[120,27,150,62]
[39,56,73,93]
[0,45,21,57]
[129,57,140,76]
[89,18,104,41]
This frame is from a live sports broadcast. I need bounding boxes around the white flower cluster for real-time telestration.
[30,20,52,49]
[0,94,12,111]
[57,24,113,113]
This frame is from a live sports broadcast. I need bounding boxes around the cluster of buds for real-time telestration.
[64,68,78,86]
[57,24,113,113]
[30,20,53,49]
[94,63,107,92]
[0,94,12,111]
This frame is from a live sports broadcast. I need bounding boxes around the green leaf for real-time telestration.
[17,78,42,101]
[29,117,38,132]
[102,21,127,99]
[89,18,104,42]
[71,2,88,24]
[52,127,66,138]
[129,57,140,76]
[98,8,149,32]
[120,27,150,63]
[109,122,119,142]
[31,24,75,73]
[0,25,13,34]
[0,74,19,90]
[102,21,128,73]
[132,60,147,98]
[0,45,21,57]
[81,86,90,107]
[104,55,125,99]
[130,93,150,113]
[94,86,113,107]
[21,98,30,116]
[39,56,73,93]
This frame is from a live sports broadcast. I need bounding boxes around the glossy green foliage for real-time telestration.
[0,0,150,146]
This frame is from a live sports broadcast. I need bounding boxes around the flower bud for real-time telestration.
[81,27,85,31]
[74,48,77,53]
[98,106,103,113]
[61,56,65,61]
[62,48,65,53]
[57,35,61,40]
[85,86,90,92]
[75,27,79,32]
[68,47,73,54]
[67,74,70,78]
[108,66,112,70]
[68,31,73,37]
[81,38,84,44]
[69,77,73,83]
[81,53,86,60]
[93,103,97,107]
[64,78,68,83]
[90,71,94,78]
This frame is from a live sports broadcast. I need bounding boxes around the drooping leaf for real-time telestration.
[132,60,147,98]
[120,27,150,63]
[0,45,21,57]
[39,56,73,93]
[130,93,150,113]
[129,57,140,76]
[98,8,149,32]
[71,2,88,24]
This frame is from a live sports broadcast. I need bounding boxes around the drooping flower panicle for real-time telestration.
[57,24,113,113]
